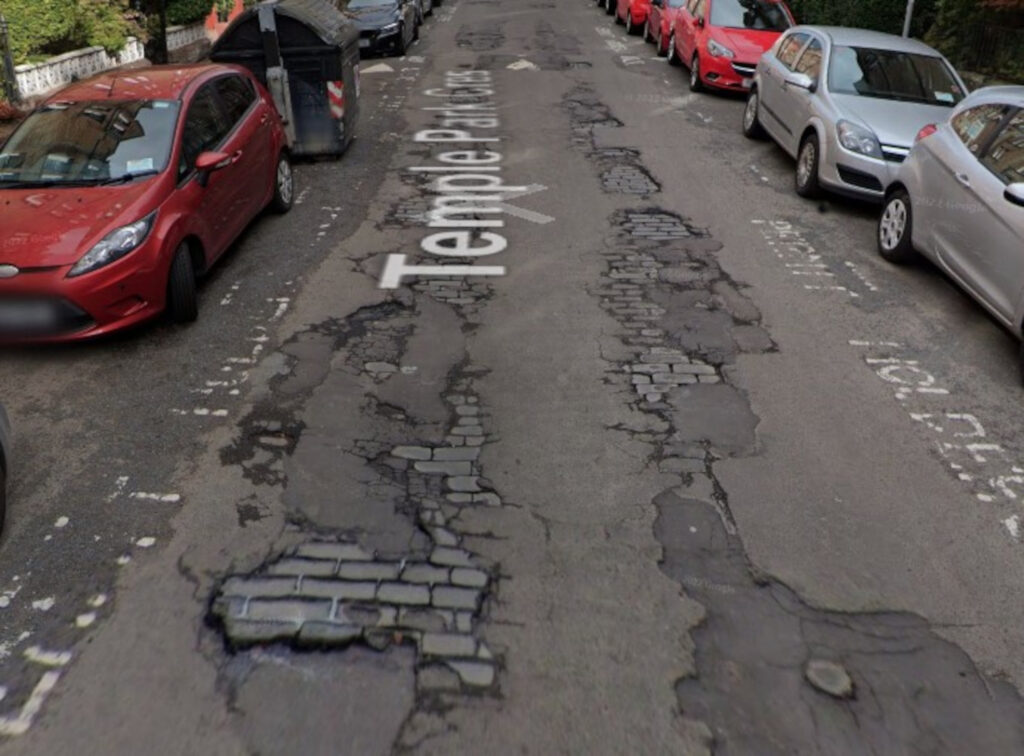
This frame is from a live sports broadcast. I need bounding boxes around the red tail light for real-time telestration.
[915,123,938,143]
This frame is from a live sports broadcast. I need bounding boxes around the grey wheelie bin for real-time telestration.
[211,0,360,157]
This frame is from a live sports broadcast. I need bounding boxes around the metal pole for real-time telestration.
[156,0,169,63]
[0,14,19,104]
[902,0,916,37]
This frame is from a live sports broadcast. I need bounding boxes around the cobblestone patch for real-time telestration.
[211,381,502,691]
[601,164,659,196]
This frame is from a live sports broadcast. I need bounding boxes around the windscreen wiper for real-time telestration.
[97,170,160,185]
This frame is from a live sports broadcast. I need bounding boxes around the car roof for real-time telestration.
[46,63,241,103]
[793,26,944,56]
[960,85,1024,109]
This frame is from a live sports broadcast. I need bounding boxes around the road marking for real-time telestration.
[506,59,538,70]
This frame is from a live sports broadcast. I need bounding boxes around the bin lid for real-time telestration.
[212,0,357,56]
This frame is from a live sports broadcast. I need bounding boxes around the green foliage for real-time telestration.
[786,0,938,37]
[0,0,136,64]
[166,0,214,26]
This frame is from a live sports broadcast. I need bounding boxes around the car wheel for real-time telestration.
[270,152,294,214]
[689,54,704,92]
[413,19,420,42]
[0,464,7,538]
[667,34,680,66]
[742,89,766,139]
[625,10,633,33]
[605,0,615,16]
[656,27,668,56]
[615,3,625,23]
[642,20,651,43]
[877,189,916,264]
[795,133,821,198]
[425,0,433,16]
[167,243,198,324]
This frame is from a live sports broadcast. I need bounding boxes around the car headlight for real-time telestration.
[707,39,735,58]
[837,120,882,159]
[380,21,400,34]
[68,212,155,278]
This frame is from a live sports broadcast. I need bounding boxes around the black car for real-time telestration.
[346,0,419,56]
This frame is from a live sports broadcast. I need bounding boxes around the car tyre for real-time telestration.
[742,89,766,139]
[413,20,420,42]
[689,54,704,92]
[667,34,680,66]
[625,10,635,34]
[877,189,916,264]
[270,152,294,214]
[605,0,615,16]
[0,464,7,538]
[795,133,821,198]
[642,20,652,43]
[167,243,198,324]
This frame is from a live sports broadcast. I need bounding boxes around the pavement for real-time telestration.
[1,0,1024,753]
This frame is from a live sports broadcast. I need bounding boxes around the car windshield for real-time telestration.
[346,0,395,8]
[709,0,791,31]
[0,99,180,187]
[828,46,965,106]
[668,0,686,7]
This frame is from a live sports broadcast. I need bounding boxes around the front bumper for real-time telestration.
[358,27,403,55]
[700,54,757,92]
[820,138,904,202]
[0,235,168,342]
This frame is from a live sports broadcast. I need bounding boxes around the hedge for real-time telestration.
[166,0,214,26]
[1,0,136,64]
[787,0,939,37]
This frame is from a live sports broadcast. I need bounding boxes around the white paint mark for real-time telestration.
[23,647,70,667]
[53,517,68,529]
[75,613,96,628]
[116,555,132,566]
[0,588,20,609]
[129,492,181,503]
[106,475,129,501]
[31,598,54,612]
[135,537,156,548]
[506,59,539,71]
[1004,515,1021,539]
[0,671,62,736]
[361,62,395,74]
[89,594,107,608]
[42,535,52,542]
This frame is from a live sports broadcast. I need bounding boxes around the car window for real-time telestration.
[0,100,180,185]
[828,46,964,106]
[980,110,1024,186]
[952,104,1011,155]
[709,0,791,31]
[691,0,706,17]
[794,37,822,78]
[775,33,808,69]
[179,83,230,181]
[215,75,256,129]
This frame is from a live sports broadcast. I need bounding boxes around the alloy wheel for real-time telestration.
[743,94,758,131]
[797,140,816,188]
[277,158,294,206]
[879,198,907,251]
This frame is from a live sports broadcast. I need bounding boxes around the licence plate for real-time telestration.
[0,300,58,331]
[741,77,753,89]
[359,39,370,48]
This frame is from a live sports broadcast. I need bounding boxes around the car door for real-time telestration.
[931,108,1024,323]
[178,81,235,259]
[214,74,271,227]
[676,0,702,62]
[774,35,822,148]
[759,31,809,150]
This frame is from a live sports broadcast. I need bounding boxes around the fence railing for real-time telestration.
[952,24,1024,84]
[12,22,208,101]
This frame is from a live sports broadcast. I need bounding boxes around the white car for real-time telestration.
[877,86,1024,378]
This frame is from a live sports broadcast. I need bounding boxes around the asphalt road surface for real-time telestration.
[2,1,1024,753]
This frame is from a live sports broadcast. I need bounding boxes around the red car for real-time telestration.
[0,63,292,340]
[614,0,651,35]
[644,0,687,56]
[668,0,794,93]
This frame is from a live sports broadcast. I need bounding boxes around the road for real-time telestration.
[2,0,1024,753]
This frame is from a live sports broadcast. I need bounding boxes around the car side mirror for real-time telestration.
[195,151,231,187]
[1005,183,1024,208]
[784,71,815,92]
[651,0,662,7]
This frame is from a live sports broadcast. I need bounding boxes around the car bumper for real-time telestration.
[358,28,403,55]
[0,236,168,342]
[630,4,649,23]
[700,55,757,92]
[820,141,903,203]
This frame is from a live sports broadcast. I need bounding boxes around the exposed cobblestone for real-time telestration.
[211,385,502,689]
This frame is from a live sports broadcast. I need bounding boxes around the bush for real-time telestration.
[166,0,214,26]
[787,0,939,38]
[2,0,136,64]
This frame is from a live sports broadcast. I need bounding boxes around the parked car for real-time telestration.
[743,26,968,200]
[668,0,794,93]
[877,87,1024,376]
[645,0,686,57]
[615,0,651,35]
[0,404,8,532]
[0,63,292,340]
[347,0,419,56]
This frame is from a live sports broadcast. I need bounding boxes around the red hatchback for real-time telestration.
[668,0,794,93]
[0,63,292,340]
[614,0,651,35]
[645,0,687,56]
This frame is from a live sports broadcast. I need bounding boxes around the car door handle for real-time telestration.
[955,172,971,187]
[260,113,270,126]
[231,150,244,163]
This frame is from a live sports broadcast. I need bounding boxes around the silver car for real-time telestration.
[743,26,968,201]
[878,87,1024,376]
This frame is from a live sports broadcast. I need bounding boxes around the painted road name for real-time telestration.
[380,70,522,288]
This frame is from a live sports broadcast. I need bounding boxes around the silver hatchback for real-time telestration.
[743,26,968,201]
[878,87,1024,377]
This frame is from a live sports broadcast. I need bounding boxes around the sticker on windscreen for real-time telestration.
[126,158,155,173]
[935,92,955,104]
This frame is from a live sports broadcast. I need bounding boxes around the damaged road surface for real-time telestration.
[8,0,1024,754]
